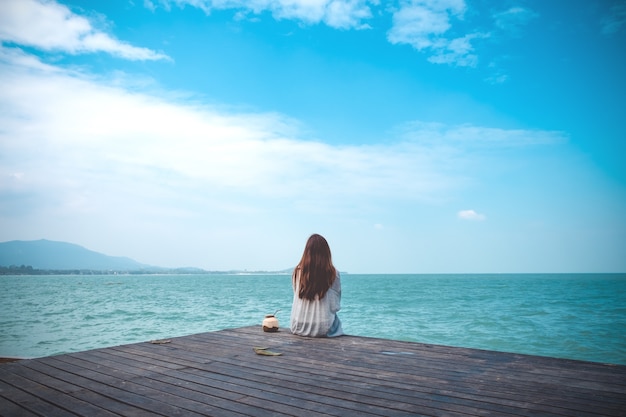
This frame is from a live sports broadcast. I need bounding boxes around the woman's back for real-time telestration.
[289,234,344,337]
[291,269,343,337]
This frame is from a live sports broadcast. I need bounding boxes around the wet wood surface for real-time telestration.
[1,326,625,416]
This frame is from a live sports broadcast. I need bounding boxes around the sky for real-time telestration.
[0,0,625,273]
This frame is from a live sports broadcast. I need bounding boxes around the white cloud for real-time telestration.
[602,2,626,35]
[161,0,373,29]
[0,0,169,60]
[484,59,510,85]
[493,6,538,36]
[387,0,486,67]
[426,33,487,67]
[484,72,509,85]
[0,47,462,217]
[388,7,438,49]
[457,209,486,221]
[398,121,568,149]
[387,0,464,49]
[151,0,531,71]
[2,48,585,270]
[0,48,568,221]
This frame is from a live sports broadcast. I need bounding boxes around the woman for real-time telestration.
[290,234,343,337]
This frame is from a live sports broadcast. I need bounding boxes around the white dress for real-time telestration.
[290,272,343,337]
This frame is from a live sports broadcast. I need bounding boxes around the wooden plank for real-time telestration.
[88,349,365,417]
[157,328,626,415]
[109,328,620,416]
[0,377,51,417]
[34,355,251,417]
[14,358,204,417]
[1,362,120,417]
[76,349,304,417]
[117,326,624,414]
[168,327,626,416]
[0,326,624,417]
[124,336,516,416]
[50,350,320,417]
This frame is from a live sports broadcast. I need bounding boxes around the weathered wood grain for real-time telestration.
[1,326,624,416]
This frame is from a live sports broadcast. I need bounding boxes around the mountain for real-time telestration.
[0,239,150,271]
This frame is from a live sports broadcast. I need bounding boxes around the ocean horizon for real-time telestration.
[1,273,625,365]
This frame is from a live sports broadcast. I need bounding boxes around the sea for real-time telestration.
[1,273,625,365]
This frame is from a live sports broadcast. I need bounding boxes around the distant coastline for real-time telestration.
[0,239,297,276]
[0,265,293,276]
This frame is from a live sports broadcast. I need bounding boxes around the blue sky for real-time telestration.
[0,0,624,273]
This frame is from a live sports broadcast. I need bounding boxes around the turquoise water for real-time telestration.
[0,273,625,364]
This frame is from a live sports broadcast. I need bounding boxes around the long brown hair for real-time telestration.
[293,234,337,301]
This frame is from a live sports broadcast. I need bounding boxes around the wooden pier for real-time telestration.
[1,326,625,416]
